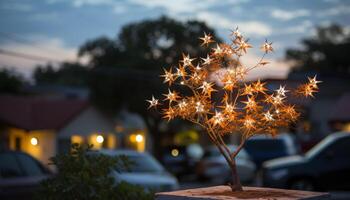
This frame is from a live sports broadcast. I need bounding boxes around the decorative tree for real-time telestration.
[147,28,321,192]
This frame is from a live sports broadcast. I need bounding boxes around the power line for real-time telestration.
[0,48,62,62]
[0,32,37,46]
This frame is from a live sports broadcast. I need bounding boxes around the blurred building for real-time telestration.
[329,93,350,132]
[0,95,149,167]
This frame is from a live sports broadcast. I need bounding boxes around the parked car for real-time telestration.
[262,132,350,191]
[196,145,256,184]
[244,134,299,168]
[0,151,52,200]
[162,144,203,178]
[98,149,179,192]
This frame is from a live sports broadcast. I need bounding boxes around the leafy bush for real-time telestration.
[37,144,153,200]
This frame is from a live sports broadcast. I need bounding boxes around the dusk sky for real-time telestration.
[0,0,349,80]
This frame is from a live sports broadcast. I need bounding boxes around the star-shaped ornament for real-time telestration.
[163,89,179,103]
[201,54,212,65]
[263,111,274,121]
[308,75,322,89]
[181,53,195,67]
[261,39,273,53]
[199,32,214,46]
[199,81,216,96]
[276,85,289,97]
[146,95,159,109]
[237,40,252,54]
[160,67,174,85]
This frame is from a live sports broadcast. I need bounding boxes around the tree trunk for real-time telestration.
[229,159,243,191]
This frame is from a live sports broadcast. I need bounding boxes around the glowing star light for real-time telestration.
[160,67,174,85]
[308,75,322,89]
[175,65,186,78]
[253,80,267,93]
[146,95,159,109]
[163,89,178,103]
[276,85,289,97]
[181,53,195,67]
[210,111,225,127]
[147,25,321,192]
[242,96,257,110]
[242,84,254,96]
[178,100,188,111]
[199,81,216,96]
[243,116,255,130]
[163,107,176,121]
[199,32,214,46]
[237,40,252,54]
[213,44,223,55]
[263,111,274,121]
[201,55,212,65]
[195,101,205,113]
[261,40,273,53]
[231,27,242,38]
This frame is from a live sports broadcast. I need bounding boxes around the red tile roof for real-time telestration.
[0,95,89,130]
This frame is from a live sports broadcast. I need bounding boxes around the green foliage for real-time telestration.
[286,24,350,76]
[37,144,153,200]
[114,182,154,200]
[0,68,23,94]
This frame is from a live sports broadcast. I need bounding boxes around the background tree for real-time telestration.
[0,68,24,94]
[82,16,222,157]
[79,16,220,70]
[286,24,350,76]
[34,62,89,86]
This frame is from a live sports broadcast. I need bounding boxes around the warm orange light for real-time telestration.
[96,135,104,144]
[135,134,143,143]
[171,149,179,157]
[30,137,38,146]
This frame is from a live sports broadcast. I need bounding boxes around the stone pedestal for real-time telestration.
[156,186,330,200]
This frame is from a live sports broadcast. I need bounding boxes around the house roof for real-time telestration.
[0,95,89,130]
[329,93,350,122]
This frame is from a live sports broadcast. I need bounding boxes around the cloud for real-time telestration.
[0,37,85,79]
[271,9,310,21]
[240,52,290,81]
[317,5,350,17]
[274,20,314,35]
[322,0,340,3]
[211,52,290,84]
[195,12,272,37]
[71,0,115,7]
[127,0,249,15]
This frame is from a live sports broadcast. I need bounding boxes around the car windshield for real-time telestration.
[305,136,333,159]
[245,139,286,154]
[117,154,164,173]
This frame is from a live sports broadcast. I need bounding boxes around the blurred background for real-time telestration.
[0,0,350,199]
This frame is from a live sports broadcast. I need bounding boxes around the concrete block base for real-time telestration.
[156,186,330,200]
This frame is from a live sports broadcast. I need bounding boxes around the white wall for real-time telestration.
[58,106,116,139]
